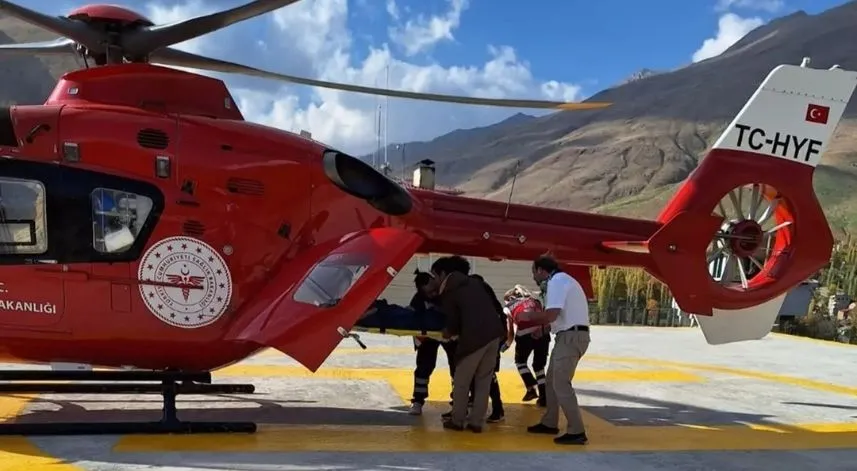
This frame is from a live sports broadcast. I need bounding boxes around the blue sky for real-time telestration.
[21,0,853,155]
[385,0,850,90]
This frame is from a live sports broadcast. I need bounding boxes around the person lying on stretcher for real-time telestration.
[352,282,545,342]
[354,297,454,342]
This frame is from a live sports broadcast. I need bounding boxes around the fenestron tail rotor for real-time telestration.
[0,0,612,110]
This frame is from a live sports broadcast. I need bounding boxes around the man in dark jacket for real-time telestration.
[432,256,504,433]
[467,273,506,423]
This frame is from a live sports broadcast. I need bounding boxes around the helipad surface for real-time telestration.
[3,327,857,470]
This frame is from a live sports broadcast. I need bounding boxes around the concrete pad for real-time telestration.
[1,327,857,470]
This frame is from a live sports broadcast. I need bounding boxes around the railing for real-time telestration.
[394,178,465,195]
[588,306,697,327]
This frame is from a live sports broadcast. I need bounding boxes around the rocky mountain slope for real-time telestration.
[367,1,857,234]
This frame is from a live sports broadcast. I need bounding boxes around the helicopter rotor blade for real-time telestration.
[0,1,106,52]
[150,47,612,110]
[121,0,303,57]
[0,38,78,55]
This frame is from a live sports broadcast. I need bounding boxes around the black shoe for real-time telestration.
[487,411,505,423]
[527,423,560,434]
[554,433,588,445]
[466,424,483,433]
[522,389,538,402]
[441,411,452,421]
[443,421,464,431]
[536,397,547,407]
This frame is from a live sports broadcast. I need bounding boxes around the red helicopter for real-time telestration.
[0,0,851,436]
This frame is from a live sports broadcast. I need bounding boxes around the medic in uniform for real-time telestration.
[408,270,457,415]
[505,285,549,406]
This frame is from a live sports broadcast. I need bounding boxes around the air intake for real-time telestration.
[182,220,205,237]
[137,128,169,149]
[226,178,264,196]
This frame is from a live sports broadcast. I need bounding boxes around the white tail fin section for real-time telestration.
[696,293,786,345]
[712,62,857,167]
[688,60,857,345]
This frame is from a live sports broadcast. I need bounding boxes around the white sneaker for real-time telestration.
[408,403,423,415]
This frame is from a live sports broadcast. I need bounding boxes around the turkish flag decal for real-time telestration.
[806,104,830,124]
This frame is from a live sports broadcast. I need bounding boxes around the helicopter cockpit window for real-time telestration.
[0,178,47,255]
[293,253,370,307]
[91,188,153,254]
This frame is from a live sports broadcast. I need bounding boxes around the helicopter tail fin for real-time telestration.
[225,228,422,372]
[646,60,857,344]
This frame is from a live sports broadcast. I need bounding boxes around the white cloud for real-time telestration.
[144,0,219,54]
[692,13,764,63]
[385,0,399,21]
[715,0,785,13]
[388,0,468,57]
[141,0,583,156]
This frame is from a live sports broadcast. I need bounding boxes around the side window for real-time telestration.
[0,177,47,255]
[91,188,153,253]
[293,253,370,307]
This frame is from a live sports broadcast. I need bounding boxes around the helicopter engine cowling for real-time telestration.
[322,149,413,217]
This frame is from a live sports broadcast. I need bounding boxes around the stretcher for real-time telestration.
[352,299,448,341]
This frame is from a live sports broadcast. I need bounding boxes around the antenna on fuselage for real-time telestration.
[503,160,521,221]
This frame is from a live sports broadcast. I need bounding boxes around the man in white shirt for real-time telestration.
[516,255,590,445]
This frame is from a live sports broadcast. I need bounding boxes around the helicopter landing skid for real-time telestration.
[0,369,257,435]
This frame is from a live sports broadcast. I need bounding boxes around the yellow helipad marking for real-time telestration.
[0,395,84,470]
[216,364,701,384]
[584,355,857,397]
[0,393,29,422]
[113,421,857,453]
[770,332,857,348]
[6,337,857,455]
[0,395,85,469]
[0,438,84,470]
[213,364,695,433]
[114,356,857,453]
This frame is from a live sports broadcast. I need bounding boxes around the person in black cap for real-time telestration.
[407,269,457,416]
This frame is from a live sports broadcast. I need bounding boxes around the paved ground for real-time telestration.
[3,327,857,470]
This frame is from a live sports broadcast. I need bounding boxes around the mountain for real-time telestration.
[620,68,664,85]
[368,1,857,235]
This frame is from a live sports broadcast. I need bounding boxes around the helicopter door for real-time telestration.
[226,227,423,372]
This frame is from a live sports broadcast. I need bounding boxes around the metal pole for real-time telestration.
[384,63,389,167]
[401,144,406,182]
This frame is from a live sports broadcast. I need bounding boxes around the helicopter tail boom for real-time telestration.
[643,60,857,344]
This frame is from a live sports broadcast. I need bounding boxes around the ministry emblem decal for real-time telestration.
[137,236,233,329]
